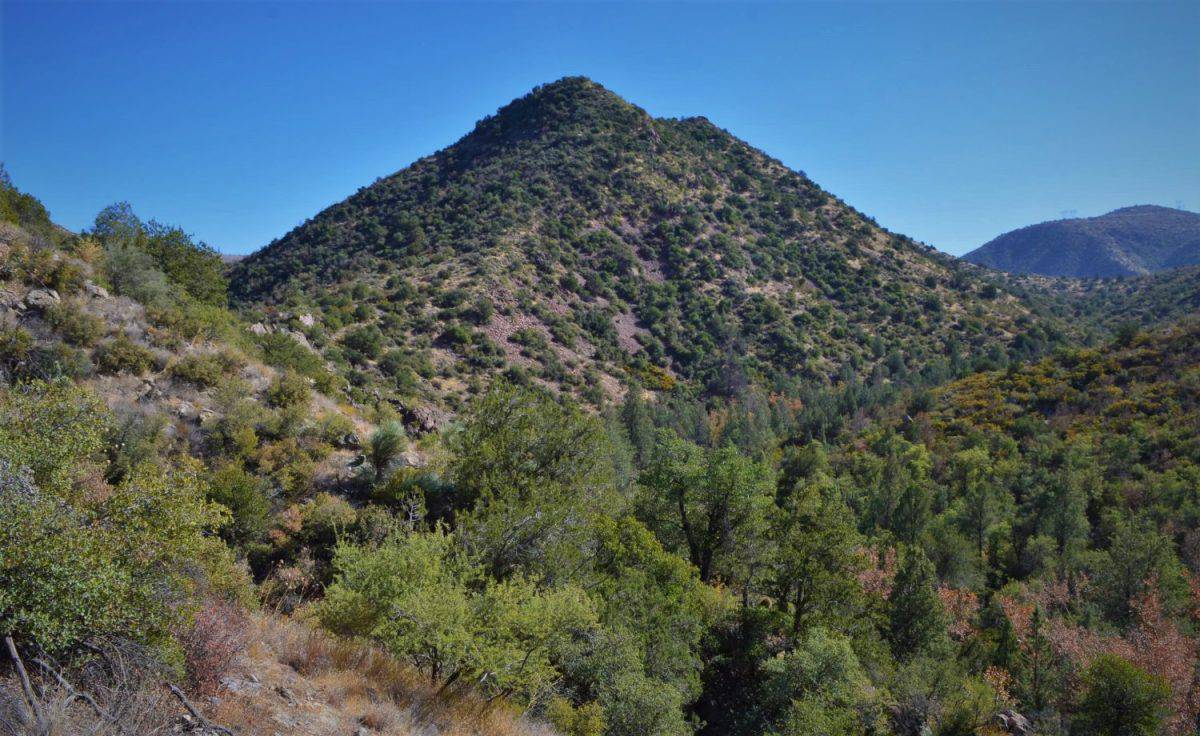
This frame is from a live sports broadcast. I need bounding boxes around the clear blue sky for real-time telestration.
[3,2,1197,255]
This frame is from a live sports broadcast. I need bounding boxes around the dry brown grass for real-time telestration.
[210,612,556,736]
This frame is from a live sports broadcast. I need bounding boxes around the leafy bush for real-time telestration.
[0,381,238,655]
[319,526,597,701]
[169,351,239,388]
[266,369,312,409]
[93,334,156,375]
[45,301,105,347]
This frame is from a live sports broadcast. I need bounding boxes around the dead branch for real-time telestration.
[3,635,42,725]
[166,682,234,736]
[32,656,112,722]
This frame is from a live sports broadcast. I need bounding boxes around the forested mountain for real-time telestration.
[964,205,1200,278]
[232,77,1059,411]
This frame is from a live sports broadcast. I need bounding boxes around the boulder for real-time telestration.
[298,313,315,328]
[406,404,451,434]
[83,280,110,299]
[248,322,269,336]
[995,710,1033,735]
[23,288,60,310]
[285,330,312,350]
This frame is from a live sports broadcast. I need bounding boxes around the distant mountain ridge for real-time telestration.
[963,205,1200,277]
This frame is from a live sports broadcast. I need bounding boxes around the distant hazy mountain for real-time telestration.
[963,205,1200,277]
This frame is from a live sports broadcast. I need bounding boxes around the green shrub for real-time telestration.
[341,325,385,361]
[0,381,236,655]
[207,462,270,546]
[169,352,239,388]
[266,369,311,409]
[0,324,34,379]
[318,527,597,701]
[93,334,155,375]
[45,301,105,347]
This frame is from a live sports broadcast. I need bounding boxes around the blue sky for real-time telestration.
[2,2,1197,255]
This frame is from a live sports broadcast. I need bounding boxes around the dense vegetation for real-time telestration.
[2,81,1198,736]
[232,78,1062,412]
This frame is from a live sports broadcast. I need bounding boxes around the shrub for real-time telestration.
[207,462,270,545]
[318,527,598,701]
[267,369,311,409]
[0,324,34,379]
[1072,654,1170,736]
[255,438,316,499]
[0,381,231,655]
[342,325,385,361]
[169,352,237,388]
[180,598,248,696]
[45,301,105,347]
[93,334,155,375]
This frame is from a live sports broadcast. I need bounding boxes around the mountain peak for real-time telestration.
[462,77,650,151]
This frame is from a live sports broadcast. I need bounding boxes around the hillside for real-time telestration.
[963,205,1200,277]
[232,77,1058,410]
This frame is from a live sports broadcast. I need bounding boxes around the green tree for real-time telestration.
[1072,655,1169,736]
[888,546,946,661]
[1095,514,1187,626]
[587,516,712,703]
[772,472,864,635]
[449,383,616,580]
[319,527,596,701]
[950,446,1011,558]
[636,430,774,584]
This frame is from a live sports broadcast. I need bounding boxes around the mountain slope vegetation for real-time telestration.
[232,77,1060,410]
[2,68,1197,736]
[964,205,1200,278]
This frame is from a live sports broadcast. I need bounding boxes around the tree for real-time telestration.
[1095,514,1187,626]
[762,628,876,736]
[449,383,616,580]
[772,470,864,635]
[619,381,656,467]
[888,546,946,661]
[636,430,774,585]
[92,203,228,307]
[1072,655,1169,736]
[950,446,1011,558]
[587,516,711,701]
[319,527,596,701]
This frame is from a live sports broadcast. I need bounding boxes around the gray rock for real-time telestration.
[407,404,451,434]
[249,322,269,336]
[83,280,109,299]
[219,675,262,695]
[298,313,315,328]
[286,329,312,350]
[23,288,60,310]
[996,709,1033,735]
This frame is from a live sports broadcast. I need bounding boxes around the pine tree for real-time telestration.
[887,546,946,660]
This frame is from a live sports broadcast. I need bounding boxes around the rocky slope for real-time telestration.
[232,77,1059,410]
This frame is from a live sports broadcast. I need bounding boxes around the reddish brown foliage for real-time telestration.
[938,586,979,642]
[181,598,249,696]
